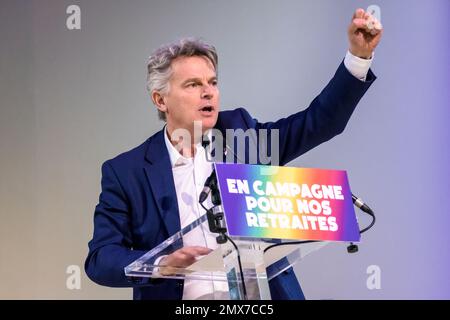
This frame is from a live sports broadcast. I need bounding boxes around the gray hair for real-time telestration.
[146,38,219,121]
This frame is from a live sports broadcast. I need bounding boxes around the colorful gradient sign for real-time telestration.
[214,163,360,242]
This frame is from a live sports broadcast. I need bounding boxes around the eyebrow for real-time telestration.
[181,76,217,85]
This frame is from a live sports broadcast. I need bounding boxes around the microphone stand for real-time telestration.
[199,172,248,300]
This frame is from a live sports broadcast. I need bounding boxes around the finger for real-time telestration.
[373,18,383,30]
[191,246,213,255]
[182,246,212,256]
[349,18,369,33]
[367,17,383,34]
[171,252,197,266]
[159,265,178,276]
[160,254,184,268]
[353,8,365,19]
[192,246,213,252]
[371,27,384,40]
[370,27,382,36]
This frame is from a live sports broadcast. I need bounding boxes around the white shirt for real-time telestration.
[163,128,229,299]
[162,52,372,299]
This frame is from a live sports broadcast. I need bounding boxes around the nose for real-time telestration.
[201,84,214,100]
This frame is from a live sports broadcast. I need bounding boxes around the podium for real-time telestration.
[125,163,361,300]
[124,212,329,300]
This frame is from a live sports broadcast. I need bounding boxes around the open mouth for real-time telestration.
[199,105,214,113]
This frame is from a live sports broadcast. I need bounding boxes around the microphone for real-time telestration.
[347,193,376,254]
[202,133,215,163]
[201,135,210,149]
[198,133,240,204]
[199,134,216,204]
[198,138,242,204]
[351,193,374,214]
[199,170,216,204]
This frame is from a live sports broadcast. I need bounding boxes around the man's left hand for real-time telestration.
[348,8,383,59]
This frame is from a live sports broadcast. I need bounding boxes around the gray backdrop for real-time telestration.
[1,0,449,299]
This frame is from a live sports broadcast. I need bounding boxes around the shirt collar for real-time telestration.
[163,126,212,168]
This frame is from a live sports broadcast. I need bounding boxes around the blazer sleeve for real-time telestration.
[237,61,376,165]
[84,160,160,287]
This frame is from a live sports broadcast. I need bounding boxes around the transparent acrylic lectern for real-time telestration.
[125,212,328,300]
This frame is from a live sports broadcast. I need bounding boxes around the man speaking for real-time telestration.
[85,8,383,300]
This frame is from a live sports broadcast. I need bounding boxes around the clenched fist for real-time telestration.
[348,8,383,59]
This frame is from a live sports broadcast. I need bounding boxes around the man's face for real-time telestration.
[161,55,220,134]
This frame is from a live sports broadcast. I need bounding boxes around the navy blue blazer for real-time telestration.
[85,62,375,300]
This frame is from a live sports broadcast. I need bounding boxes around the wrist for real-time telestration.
[344,50,373,81]
[349,48,373,60]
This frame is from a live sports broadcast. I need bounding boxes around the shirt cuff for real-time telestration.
[152,255,168,274]
[344,50,373,82]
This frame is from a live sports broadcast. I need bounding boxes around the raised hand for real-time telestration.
[348,8,383,59]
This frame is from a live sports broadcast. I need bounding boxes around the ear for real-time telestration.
[151,91,167,113]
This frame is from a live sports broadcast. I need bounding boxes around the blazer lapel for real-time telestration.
[143,130,181,237]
